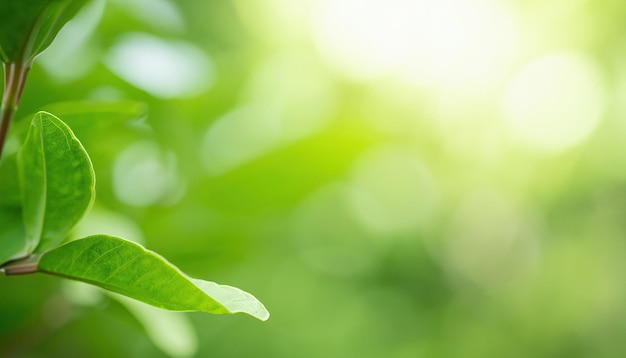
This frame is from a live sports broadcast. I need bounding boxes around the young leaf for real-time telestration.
[0,0,87,63]
[18,111,95,253]
[36,235,269,321]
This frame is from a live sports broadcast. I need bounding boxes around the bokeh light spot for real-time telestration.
[442,190,540,287]
[503,52,606,152]
[38,0,105,82]
[201,106,281,176]
[242,52,336,141]
[113,141,184,207]
[109,0,186,33]
[105,33,215,98]
[347,146,438,236]
[202,52,336,176]
[73,207,145,244]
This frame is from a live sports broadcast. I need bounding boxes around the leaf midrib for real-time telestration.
[36,115,48,251]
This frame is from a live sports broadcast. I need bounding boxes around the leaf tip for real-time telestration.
[257,307,271,322]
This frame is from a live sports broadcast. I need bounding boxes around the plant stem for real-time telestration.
[0,254,40,275]
[1,261,37,275]
[0,61,30,160]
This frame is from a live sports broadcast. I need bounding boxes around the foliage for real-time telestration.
[0,0,87,64]
[0,0,268,329]
[4,0,626,357]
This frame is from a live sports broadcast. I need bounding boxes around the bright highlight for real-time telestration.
[312,0,518,87]
[503,52,606,152]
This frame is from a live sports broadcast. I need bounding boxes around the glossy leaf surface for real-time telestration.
[18,111,95,253]
[38,235,269,321]
[0,0,87,63]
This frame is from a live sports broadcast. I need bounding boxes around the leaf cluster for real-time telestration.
[0,1,268,322]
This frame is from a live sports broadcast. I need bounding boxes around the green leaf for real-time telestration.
[18,111,95,253]
[0,153,28,265]
[37,235,270,321]
[0,152,21,211]
[0,205,27,266]
[0,0,87,64]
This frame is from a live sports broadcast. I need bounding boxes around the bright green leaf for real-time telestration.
[0,0,87,64]
[37,235,270,321]
[18,111,95,253]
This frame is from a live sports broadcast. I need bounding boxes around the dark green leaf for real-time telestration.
[37,235,269,321]
[0,152,21,211]
[18,111,95,253]
[0,0,87,63]
[0,206,27,266]
[0,153,28,265]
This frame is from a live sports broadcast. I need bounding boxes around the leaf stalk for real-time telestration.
[0,254,40,275]
[0,61,30,160]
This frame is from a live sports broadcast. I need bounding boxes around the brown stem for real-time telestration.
[0,254,41,275]
[0,62,30,160]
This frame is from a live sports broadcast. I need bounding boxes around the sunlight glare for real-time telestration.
[312,0,519,86]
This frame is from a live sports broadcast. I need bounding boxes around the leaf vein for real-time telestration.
[79,243,124,277]
[101,255,140,282]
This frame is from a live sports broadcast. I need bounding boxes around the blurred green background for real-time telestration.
[3,0,626,356]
